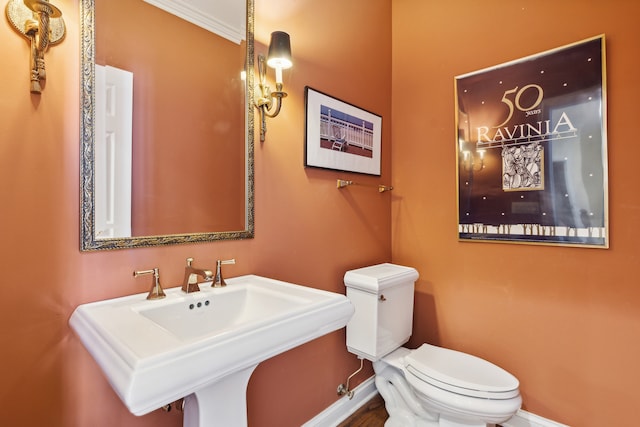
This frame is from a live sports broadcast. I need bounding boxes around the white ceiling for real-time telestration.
[143,0,246,44]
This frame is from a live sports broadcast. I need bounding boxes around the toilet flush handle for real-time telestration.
[379,294,386,302]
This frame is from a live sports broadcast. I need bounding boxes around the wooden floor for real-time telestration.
[337,394,388,427]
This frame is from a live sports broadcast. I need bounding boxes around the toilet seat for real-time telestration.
[405,344,520,399]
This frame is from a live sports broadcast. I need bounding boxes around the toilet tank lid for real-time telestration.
[344,263,419,293]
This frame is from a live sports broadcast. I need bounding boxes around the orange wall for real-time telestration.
[392,1,640,426]
[0,1,390,427]
[6,0,636,426]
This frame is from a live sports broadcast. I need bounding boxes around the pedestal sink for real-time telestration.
[69,275,354,426]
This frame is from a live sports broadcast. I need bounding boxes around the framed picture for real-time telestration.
[304,87,382,175]
[455,35,608,248]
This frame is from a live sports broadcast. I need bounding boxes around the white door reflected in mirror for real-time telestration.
[95,64,133,238]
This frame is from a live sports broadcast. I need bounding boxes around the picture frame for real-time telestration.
[304,87,382,176]
[455,35,609,248]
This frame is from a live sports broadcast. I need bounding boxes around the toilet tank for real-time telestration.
[344,263,419,361]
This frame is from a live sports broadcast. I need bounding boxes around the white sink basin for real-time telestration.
[70,275,354,425]
[135,282,315,341]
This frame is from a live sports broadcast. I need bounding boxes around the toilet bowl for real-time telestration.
[376,346,521,427]
[344,263,522,427]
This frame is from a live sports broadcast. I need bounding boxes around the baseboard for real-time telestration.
[501,410,569,427]
[302,376,378,427]
[303,375,568,427]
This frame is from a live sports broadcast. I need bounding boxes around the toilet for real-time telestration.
[344,263,522,427]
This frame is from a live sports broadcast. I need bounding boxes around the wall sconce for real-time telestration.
[255,31,292,142]
[6,0,66,93]
[462,149,485,172]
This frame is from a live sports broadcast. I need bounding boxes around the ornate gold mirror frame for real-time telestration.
[80,0,255,250]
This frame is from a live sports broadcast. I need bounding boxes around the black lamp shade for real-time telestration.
[267,31,292,69]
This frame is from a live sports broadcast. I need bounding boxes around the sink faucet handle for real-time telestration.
[133,268,167,300]
[213,258,236,288]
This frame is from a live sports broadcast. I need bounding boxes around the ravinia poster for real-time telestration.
[455,35,608,248]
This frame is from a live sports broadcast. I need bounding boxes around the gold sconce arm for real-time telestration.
[5,0,66,94]
[254,31,292,142]
[256,54,288,141]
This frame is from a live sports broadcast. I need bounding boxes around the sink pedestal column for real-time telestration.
[183,365,258,427]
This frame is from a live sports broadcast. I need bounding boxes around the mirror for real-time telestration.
[80,0,255,250]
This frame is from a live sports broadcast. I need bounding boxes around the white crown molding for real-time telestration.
[143,0,245,44]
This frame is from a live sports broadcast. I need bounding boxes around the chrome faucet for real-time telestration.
[182,257,214,293]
